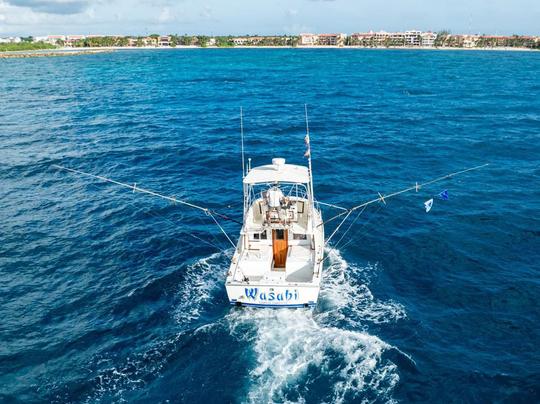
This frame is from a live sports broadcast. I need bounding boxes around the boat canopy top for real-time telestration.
[243,158,310,185]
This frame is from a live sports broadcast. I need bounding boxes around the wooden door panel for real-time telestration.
[272,229,288,269]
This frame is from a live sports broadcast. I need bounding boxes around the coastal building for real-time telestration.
[45,35,66,45]
[404,30,422,46]
[421,32,437,47]
[232,36,286,46]
[479,35,509,47]
[520,36,539,48]
[494,35,538,48]
[139,37,158,47]
[158,36,170,47]
[65,35,86,46]
[0,36,22,43]
[349,31,392,46]
[349,32,373,45]
[125,36,157,47]
[300,33,346,46]
[351,30,436,47]
[299,33,318,46]
[390,32,406,45]
[450,35,465,47]
[373,31,391,45]
[9,32,538,50]
[233,37,248,46]
[462,35,479,48]
[317,33,346,46]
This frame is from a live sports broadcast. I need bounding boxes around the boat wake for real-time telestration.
[226,248,406,403]
[172,250,231,325]
[68,249,406,403]
[318,248,406,327]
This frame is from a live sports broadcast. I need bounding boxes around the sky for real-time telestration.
[0,0,539,37]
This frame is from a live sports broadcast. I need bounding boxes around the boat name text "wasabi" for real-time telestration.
[245,288,299,301]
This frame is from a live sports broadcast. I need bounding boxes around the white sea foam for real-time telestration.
[226,248,406,404]
[84,248,406,403]
[320,248,406,327]
[172,250,230,324]
[228,310,399,404]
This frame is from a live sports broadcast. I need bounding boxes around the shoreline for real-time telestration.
[74,45,537,52]
[0,49,113,58]
[1,46,536,58]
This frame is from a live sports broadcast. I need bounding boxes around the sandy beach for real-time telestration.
[72,45,537,52]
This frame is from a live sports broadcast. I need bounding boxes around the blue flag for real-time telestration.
[439,190,449,200]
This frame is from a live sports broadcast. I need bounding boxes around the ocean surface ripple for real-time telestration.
[1,49,539,403]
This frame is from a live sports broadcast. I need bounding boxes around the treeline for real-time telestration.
[476,35,540,49]
[435,32,540,49]
[46,33,540,50]
[66,34,299,48]
[0,42,55,52]
[347,37,408,47]
[69,36,129,47]
[170,35,298,47]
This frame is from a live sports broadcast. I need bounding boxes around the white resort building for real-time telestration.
[421,32,437,47]
[299,33,318,46]
[299,33,346,46]
[404,30,422,46]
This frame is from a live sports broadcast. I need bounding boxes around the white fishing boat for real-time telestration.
[225,157,324,308]
[53,106,488,309]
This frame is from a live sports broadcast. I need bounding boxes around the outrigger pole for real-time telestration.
[240,106,245,178]
[52,164,239,248]
[323,163,489,246]
[304,105,316,239]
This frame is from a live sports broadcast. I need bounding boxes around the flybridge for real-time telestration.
[242,159,310,184]
[53,106,489,309]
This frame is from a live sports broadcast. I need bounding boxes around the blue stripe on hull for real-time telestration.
[230,301,316,308]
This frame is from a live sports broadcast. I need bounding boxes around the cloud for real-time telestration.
[85,5,94,18]
[5,0,91,15]
[144,0,175,5]
[286,8,298,17]
[199,4,211,19]
[157,6,173,22]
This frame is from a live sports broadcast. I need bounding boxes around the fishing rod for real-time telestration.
[323,163,489,246]
[52,164,240,248]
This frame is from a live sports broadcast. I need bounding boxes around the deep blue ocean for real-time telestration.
[1,49,539,403]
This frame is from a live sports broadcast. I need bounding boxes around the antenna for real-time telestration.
[240,106,245,178]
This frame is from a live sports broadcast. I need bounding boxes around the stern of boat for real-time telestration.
[225,282,320,308]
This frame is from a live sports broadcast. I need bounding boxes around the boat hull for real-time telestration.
[225,283,320,308]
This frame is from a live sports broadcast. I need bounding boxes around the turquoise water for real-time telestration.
[1,49,539,403]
